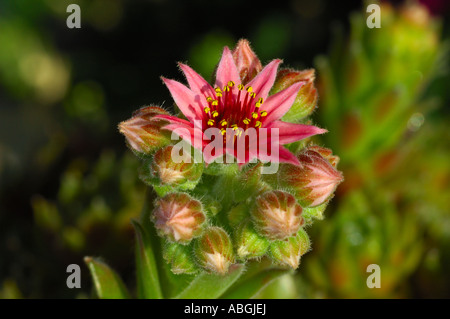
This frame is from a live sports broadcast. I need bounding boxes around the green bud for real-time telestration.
[163,242,199,275]
[269,228,311,269]
[194,226,235,275]
[251,190,304,240]
[152,192,206,244]
[271,68,318,122]
[234,220,270,260]
[151,145,202,188]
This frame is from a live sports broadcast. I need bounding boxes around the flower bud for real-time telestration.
[251,190,304,240]
[152,193,206,243]
[151,145,203,188]
[232,39,262,84]
[234,220,270,260]
[194,226,235,274]
[163,242,199,275]
[118,106,171,155]
[279,150,343,208]
[306,145,340,168]
[271,68,318,122]
[269,228,310,269]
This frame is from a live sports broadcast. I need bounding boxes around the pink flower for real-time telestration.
[155,45,327,165]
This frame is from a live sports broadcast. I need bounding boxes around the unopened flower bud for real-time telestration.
[232,39,262,84]
[234,220,270,260]
[163,242,199,275]
[194,226,235,274]
[278,150,343,208]
[306,145,340,168]
[151,145,203,188]
[251,190,304,240]
[271,68,318,122]
[118,106,171,155]
[152,193,206,243]
[269,228,310,269]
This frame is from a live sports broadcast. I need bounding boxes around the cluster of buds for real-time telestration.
[119,39,343,275]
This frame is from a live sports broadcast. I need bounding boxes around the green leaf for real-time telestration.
[132,219,163,299]
[84,256,130,299]
[174,264,245,299]
[221,268,289,299]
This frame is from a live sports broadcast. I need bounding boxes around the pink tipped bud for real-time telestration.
[194,226,235,274]
[272,68,318,122]
[307,145,340,168]
[232,39,262,84]
[152,193,206,243]
[251,190,304,240]
[269,228,310,269]
[118,106,171,155]
[281,150,343,208]
[151,145,203,186]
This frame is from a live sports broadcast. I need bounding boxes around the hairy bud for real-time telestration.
[232,39,262,84]
[163,242,199,275]
[118,106,171,155]
[251,190,304,240]
[152,193,206,243]
[269,228,310,269]
[194,226,235,274]
[234,220,270,260]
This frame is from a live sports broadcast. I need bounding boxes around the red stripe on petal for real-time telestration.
[261,82,304,124]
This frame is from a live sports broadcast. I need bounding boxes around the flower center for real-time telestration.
[202,81,268,137]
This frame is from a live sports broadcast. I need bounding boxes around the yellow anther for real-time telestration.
[258,97,264,104]
[227,81,235,87]
[231,124,238,131]
[215,87,222,93]
[246,86,253,93]
[260,110,268,117]
[207,119,215,126]
[206,96,213,102]
[250,92,256,98]
[204,107,210,113]
[243,118,250,125]
[212,111,219,117]
[212,100,219,106]
[255,102,261,108]
[237,130,243,137]
[224,85,230,92]
[238,84,244,91]
[255,121,262,128]
[252,112,259,119]
[220,128,226,135]
[216,92,222,97]
[220,119,228,126]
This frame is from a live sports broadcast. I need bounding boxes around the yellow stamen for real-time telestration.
[260,110,268,117]
[204,107,210,113]
[243,118,250,125]
[255,121,262,128]
[227,81,235,87]
[246,86,253,93]
[252,112,259,119]
[238,84,244,91]
[216,92,222,97]
[215,87,222,93]
[255,102,261,108]
[207,119,215,126]
[206,96,213,102]
[258,97,264,104]
[224,86,230,92]
[220,128,226,135]
[231,124,238,131]
[212,100,219,106]
[250,92,256,98]
[212,111,219,117]
[220,119,228,126]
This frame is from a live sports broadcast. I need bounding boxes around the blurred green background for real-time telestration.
[0,0,449,298]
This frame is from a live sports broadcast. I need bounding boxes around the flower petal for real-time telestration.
[178,63,215,98]
[162,77,204,122]
[162,123,207,150]
[246,59,281,100]
[265,121,327,145]
[215,47,241,89]
[260,82,304,124]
